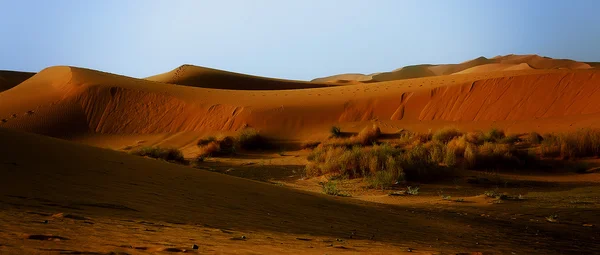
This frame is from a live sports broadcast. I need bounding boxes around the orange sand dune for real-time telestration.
[453,63,533,74]
[146,64,335,90]
[497,54,592,69]
[311,73,371,83]
[0,70,35,92]
[1,64,600,145]
[1,127,598,254]
[312,55,592,83]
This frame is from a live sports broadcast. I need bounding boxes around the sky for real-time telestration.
[1,0,599,80]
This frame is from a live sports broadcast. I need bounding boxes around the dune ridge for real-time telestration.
[313,54,592,83]
[146,64,335,90]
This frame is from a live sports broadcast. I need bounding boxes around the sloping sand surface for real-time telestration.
[453,63,533,74]
[146,64,335,90]
[1,128,598,254]
[0,70,35,92]
[2,64,600,143]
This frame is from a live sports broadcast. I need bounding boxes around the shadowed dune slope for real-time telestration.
[2,65,600,140]
[0,70,35,92]
[1,127,598,254]
[145,64,335,90]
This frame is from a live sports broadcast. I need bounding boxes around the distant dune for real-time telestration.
[0,70,35,92]
[146,64,335,90]
[313,55,592,83]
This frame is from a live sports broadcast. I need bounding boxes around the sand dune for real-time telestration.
[453,63,533,74]
[312,55,592,83]
[0,70,35,92]
[1,64,600,144]
[146,64,335,90]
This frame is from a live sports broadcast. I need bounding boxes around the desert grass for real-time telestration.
[237,128,270,150]
[197,136,236,157]
[330,126,342,138]
[432,127,462,143]
[131,147,187,164]
[540,129,600,159]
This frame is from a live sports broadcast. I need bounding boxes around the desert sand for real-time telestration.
[1,55,600,254]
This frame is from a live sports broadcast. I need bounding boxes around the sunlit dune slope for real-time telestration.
[1,65,600,140]
[145,64,334,90]
[0,70,35,92]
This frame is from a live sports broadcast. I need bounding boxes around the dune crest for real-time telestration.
[145,64,334,90]
[312,54,592,83]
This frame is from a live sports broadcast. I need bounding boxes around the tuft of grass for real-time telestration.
[540,129,600,159]
[237,128,270,150]
[366,157,404,190]
[444,147,457,167]
[354,124,381,145]
[131,147,187,164]
[546,214,559,223]
[321,181,350,197]
[406,186,420,195]
[432,127,463,143]
[483,128,506,143]
[528,132,543,144]
[330,126,342,138]
[499,134,520,144]
[197,136,236,157]
[301,141,321,150]
[197,136,217,146]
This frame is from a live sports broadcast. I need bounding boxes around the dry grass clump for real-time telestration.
[432,127,463,143]
[330,126,342,138]
[354,124,381,145]
[306,141,444,185]
[300,141,321,150]
[464,142,537,170]
[131,147,187,164]
[527,132,543,144]
[197,136,236,157]
[540,129,600,159]
[237,128,271,150]
[321,124,381,148]
[483,128,505,143]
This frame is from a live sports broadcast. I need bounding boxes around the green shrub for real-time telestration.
[407,186,420,195]
[432,127,463,143]
[131,147,186,164]
[321,181,349,197]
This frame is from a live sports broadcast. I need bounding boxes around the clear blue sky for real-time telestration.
[1,0,599,80]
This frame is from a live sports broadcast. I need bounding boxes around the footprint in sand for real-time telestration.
[1,119,7,123]
[11,113,17,118]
